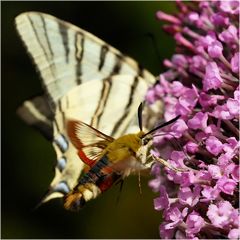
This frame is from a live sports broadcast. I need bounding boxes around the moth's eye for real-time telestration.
[142,138,149,145]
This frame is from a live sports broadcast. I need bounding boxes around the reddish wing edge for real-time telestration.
[67,120,114,166]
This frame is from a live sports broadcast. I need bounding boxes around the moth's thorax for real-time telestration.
[103,132,144,163]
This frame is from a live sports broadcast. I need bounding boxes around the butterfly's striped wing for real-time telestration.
[15,12,155,110]
[17,95,53,140]
[44,75,149,202]
[16,11,155,148]
[15,12,156,203]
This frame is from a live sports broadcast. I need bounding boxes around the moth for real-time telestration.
[16,12,176,210]
[64,107,180,210]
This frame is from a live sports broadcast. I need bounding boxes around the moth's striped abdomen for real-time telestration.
[64,156,120,211]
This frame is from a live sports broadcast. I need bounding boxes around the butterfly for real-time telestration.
[15,12,160,206]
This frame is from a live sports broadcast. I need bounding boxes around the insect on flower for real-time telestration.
[64,103,182,211]
[15,12,186,211]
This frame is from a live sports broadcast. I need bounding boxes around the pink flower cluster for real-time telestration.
[147,1,239,239]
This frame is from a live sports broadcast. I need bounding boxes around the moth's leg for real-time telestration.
[151,155,187,172]
[115,179,124,206]
[138,170,142,194]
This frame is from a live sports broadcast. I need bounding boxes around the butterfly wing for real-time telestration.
[15,11,156,203]
[15,11,156,162]
[17,95,53,140]
[15,11,155,110]
[42,75,149,202]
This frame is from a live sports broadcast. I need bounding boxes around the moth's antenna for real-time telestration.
[137,102,144,131]
[142,115,181,138]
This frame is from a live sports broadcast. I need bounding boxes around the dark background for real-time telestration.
[2,2,176,238]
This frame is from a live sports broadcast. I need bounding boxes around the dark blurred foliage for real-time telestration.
[2,2,176,238]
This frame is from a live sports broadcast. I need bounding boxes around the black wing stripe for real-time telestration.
[26,15,54,104]
[137,63,144,78]
[111,54,123,74]
[75,32,84,84]
[27,14,57,105]
[90,78,112,128]
[54,118,61,133]
[110,76,139,136]
[27,15,50,62]
[58,22,70,63]
[58,98,66,130]
[99,45,109,71]
[41,15,54,60]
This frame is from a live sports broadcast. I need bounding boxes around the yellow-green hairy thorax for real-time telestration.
[103,131,145,163]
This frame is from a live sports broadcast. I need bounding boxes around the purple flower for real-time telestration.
[201,185,220,201]
[189,55,207,73]
[172,54,188,68]
[234,87,240,101]
[148,176,161,192]
[208,40,223,58]
[198,33,216,49]
[211,13,229,27]
[169,119,188,138]
[199,92,225,108]
[216,176,237,195]
[185,141,198,154]
[145,88,156,104]
[175,86,199,116]
[207,201,235,228]
[208,164,222,179]
[148,1,239,238]
[228,228,240,239]
[231,52,239,73]
[186,211,205,237]
[223,137,239,156]
[219,25,238,43]
[163,206,188,230]
[231,165,239,182]
[219,1,239,15]
[205,136,223,156]
[203,62,223,91]
[227,98,239,118]
[211,104,233,120]
[178,186,201,207]
[187,112,208,130]
[171,81,185,97]
[159,223,175,239]
[154,186,170,211]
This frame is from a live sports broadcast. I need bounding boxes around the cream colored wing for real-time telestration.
[16,11,155,143]
[44,75,149,202]
[17,95,53,140]
[15,12,156,204]
[15,11,155,110]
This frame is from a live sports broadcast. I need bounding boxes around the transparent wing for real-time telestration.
[67,119,113,165]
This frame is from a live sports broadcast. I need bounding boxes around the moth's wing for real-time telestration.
[43,75,149,202]
[15,11,155,110]
[67,120,113,164]
[17,95,54,140]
